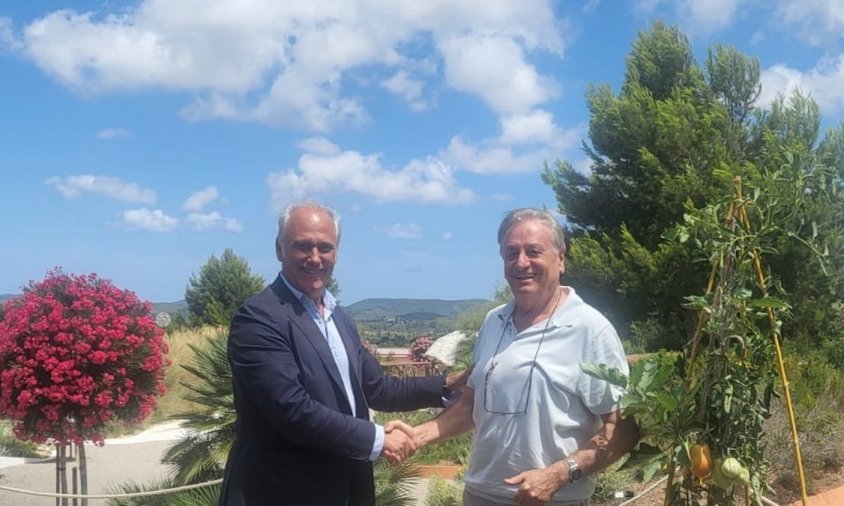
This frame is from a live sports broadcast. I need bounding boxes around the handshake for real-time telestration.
[379,420,422,465]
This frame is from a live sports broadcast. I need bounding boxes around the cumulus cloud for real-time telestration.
[14,1,564,130]
[438,34,557,115]
[0,17,21,53]
[381,223,423,239]
[381,70,427,111]
[186,211,243,232]
[183,186,219,211]
[96,128,132,139]
[267,144,477,211]
[442,116,584,174]
[774,0,844,45]
[759,56,844,113]
[46,174,156,204]
[123,207,178,231]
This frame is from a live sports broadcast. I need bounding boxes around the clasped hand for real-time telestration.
[380,420,419,465]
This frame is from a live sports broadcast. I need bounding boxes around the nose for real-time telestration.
[305,246,321,262]
[515,250,530,267]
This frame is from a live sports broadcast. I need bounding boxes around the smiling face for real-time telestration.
[500,218,565,306]
[278,206,338,303]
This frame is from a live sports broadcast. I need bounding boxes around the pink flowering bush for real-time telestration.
[0,269,168,446]
[410,335,434,362]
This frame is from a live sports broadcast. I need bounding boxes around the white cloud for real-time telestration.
[682,0,743,34]
[499,110,558,145]
[123,207,178,231]
[296,137,341,156]
[46,174,156,204]
[381,223,423,239]
[96,128,132,139]
[438,33,557,115]
[186,211,243,232]
[15,1,565,130]
[759,56,844,113]
[183,186,219,211]
[267,144,477,211]
[0,17,21,53]
[442,117,584,174]
[381,70,427,111]
[441,231,453,240]
[774,0,844,45]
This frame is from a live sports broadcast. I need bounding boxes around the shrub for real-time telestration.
[425,475,463,506]
[0,269,168,445]
[410,336,434,362]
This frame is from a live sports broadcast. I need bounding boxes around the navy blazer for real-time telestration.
[218,276,445,506]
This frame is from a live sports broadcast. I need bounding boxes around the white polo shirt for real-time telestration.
[465,287,628,504]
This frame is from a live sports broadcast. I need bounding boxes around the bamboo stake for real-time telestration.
[737,203,808,505]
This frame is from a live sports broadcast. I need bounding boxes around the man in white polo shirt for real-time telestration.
[411,208,638,505]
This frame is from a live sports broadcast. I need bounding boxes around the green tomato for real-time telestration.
[710,459,734,490]
[737,467,751,486]
[721,457,744,479]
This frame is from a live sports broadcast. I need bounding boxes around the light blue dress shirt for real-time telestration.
[280,274,384,461]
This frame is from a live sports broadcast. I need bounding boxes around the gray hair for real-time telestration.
[276,200,342,260]
[497,208,566,254]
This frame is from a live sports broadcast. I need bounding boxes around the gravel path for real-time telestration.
[0,421,432,505]
[0,440,173,505]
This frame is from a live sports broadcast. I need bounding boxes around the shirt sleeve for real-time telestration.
[369,423,385,462]
[577,322,629,415]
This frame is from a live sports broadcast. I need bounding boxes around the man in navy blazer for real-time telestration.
[219,200,463,506]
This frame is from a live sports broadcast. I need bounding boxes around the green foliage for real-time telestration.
[163,329,236,485]
[105,478,220,506]
[374,459,420,506]
[592,465,636,503]
[352,298,492,346]
[0,421,43,457]
[185,248,265,327]
[374,409,472,465]
[543,22,844,356]
[425,475,463,506]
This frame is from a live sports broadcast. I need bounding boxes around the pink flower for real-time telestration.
[0,269,167,445]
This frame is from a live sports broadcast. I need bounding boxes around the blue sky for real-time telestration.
[2,1,843,305]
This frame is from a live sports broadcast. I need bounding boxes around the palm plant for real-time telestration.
[162,329,236,484]
[374,459,420,506]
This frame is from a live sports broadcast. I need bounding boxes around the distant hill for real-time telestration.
[152,300,188,315]
[346,298,491,321]
[0,293,188,315]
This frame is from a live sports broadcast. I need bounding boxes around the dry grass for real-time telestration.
[764,394,844,497]
[149,325,227,423]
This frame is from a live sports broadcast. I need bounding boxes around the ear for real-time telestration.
[275,237,284,262]
[559,251,566,277]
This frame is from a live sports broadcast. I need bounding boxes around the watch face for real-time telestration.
[567,458,582,482]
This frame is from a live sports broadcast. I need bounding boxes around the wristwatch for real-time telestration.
[565,457,582,483]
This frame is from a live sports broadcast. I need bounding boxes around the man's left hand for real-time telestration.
[504,466,565,506]
[445,365,473,391]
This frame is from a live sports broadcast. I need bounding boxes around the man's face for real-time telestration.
[279,207,338,302]
[500,219,564,301]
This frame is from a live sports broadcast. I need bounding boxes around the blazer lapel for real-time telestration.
[270,277,348,409]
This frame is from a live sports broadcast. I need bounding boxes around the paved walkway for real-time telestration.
[0,421,432,505]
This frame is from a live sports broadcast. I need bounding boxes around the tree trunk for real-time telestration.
[57,443,68,506]
[78,443,88,506]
